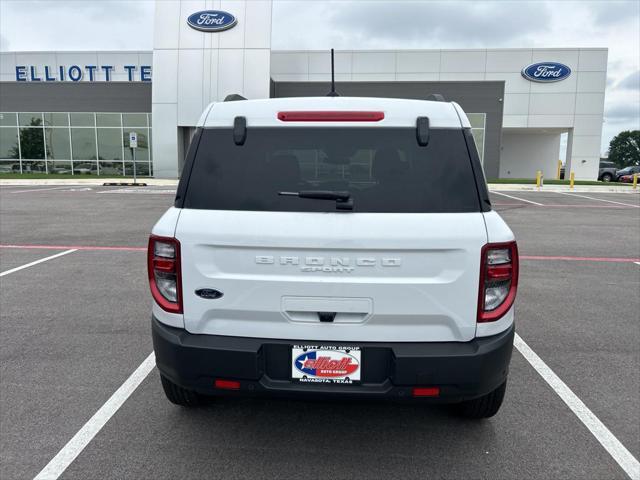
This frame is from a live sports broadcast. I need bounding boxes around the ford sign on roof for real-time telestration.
[187,10,237,32]
[521,62,572,82]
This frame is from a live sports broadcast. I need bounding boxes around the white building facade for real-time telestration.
[0,0,607,180]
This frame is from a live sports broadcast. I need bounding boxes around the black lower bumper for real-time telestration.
[152,317,514,402]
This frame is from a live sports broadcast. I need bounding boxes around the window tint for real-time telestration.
[183,127,481,213]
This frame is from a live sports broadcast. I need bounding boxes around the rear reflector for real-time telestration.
[412,387,440,397]
[215,379,240,390]
[277,111,385,122]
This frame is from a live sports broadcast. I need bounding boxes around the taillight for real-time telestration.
[148,235,182,314]
[478,241,518,322]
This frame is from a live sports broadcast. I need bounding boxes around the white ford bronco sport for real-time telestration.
[149,95,518,418]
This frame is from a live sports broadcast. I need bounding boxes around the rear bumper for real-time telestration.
[152,317,514,402]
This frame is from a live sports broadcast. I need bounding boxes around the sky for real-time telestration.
[0,0,638,155]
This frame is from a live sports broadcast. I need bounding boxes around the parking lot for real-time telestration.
[1,184,638,480]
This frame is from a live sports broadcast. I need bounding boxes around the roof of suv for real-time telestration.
[198,96,471,129]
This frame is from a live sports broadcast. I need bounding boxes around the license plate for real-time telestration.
[291,345,361,384]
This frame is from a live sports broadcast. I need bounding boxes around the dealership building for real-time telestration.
[0,0,607,180]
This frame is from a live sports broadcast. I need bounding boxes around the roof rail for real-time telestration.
[224,94,247,102]
[426,93,446,102]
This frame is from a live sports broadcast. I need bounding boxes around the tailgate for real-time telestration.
[176,210,487,342]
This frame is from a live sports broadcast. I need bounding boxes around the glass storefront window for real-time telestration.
[73,161,98,175]
[71,128,97,161]
[124,129,149,161]
[133,162,150,176]
[45,128,71,160]
[21,160,47,173]
[467,113,486,129]
[0,113,18,127]
[99,161,123,176]
[471,129,485,163]
[96,113,122,128]
[97,128,123,161]
[0,160,20,173]
[466,113,485,163]
[0,127,20,159]
[19,128,45,159]
[4,112,151,175]
[19,113,43,127]
[124,162,151,176]
[46,161,73,174]
[123,113,148,128]
[43,113,69,127]
[70,113,95,127]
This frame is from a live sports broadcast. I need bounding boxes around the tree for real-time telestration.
[608,130,640,168]
[9,118,45,160]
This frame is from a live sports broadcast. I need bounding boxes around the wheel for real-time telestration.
[601,173,613,182]
[456,381,507,419]
[160,374,202,406]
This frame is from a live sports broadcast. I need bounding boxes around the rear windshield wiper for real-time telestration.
[278,190,354,210]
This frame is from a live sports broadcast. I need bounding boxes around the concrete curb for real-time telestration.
[0,178,637,194]
[0,178,179,186]
[488,184,638,193]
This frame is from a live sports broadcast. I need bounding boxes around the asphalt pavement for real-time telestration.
[0,185,638,479]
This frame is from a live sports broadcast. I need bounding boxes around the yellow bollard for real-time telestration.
[536,170,542,190]
[570,171,575,190]
[633,173,638,190]
[557,160,562,180]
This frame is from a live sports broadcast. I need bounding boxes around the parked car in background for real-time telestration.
[598,160,617,182]
[619,173,639,183]
[615,165,640,181]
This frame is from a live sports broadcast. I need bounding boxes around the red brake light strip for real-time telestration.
[277,111,385,122]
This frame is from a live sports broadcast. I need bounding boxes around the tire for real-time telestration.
[456,381,507,419]
[601,173,613,182]
[160,374,202,406]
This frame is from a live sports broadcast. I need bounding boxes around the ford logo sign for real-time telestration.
[521,62,571,82]
[187,10,237,32]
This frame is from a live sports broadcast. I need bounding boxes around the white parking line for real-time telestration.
[34,352,156,480]
[556,191,640,208]
[0,249,77,277]
[97,188,175,195]
[515,334,640,480]
[8,186,79,194]
[490,191,544,206]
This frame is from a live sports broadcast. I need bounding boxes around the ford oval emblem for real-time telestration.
[187,10,237,32]
[195,288,224,300]
[521,62,571,82]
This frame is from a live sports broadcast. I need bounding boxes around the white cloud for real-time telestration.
[0,0,154,51]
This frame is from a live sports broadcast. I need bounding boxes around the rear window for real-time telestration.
[182,127,482,213]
